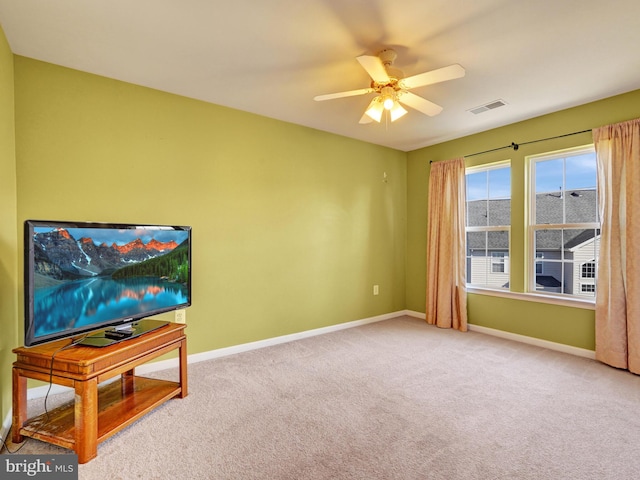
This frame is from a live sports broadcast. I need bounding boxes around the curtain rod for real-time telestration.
[464,128,592,158]
[429,128,592,163]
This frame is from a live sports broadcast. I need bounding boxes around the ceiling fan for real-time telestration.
[314,49,465,124]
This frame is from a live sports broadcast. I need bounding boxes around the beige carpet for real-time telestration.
[3,316,640,479]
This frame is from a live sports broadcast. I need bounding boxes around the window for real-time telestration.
[581,261,596,278]
[528,146,599,298]
[466,162,511,289]
[491,252,508,273]
[581,284,596,293]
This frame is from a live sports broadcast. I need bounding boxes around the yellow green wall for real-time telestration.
[407,89,640,349]
[0,25,18,435]
[13,56,407,358]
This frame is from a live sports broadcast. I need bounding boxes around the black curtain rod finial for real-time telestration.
[511,142,519,151]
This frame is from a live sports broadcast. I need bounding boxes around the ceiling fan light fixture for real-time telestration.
[381,86,396,110]
[365,98,384,122]
[390,102,408,122]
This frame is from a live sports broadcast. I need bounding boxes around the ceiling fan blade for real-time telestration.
[314,88,373,101]
[401,64,465,90]
[398,92,443,116]
[356,55,390,84]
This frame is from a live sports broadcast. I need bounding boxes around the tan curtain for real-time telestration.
[426,157,468,331]
[593,118,640,373]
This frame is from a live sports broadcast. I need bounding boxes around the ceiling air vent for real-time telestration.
[469,99,507,115]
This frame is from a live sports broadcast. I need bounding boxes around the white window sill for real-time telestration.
[467,286,595,310]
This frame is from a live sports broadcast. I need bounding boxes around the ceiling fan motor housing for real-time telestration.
[372,49,404,91]
[378,48,397,65]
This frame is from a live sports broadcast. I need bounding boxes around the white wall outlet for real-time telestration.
[373,285,379,296]
[175,309,186,324]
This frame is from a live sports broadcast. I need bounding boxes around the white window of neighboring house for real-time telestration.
[581,284,596,294]
[466,161,511,289]
[581,260,596,278]
[491,252,508,273]
[528,146,599,299]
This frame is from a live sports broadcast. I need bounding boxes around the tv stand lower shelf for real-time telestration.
[12,322,187,464]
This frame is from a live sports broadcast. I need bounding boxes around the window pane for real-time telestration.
[535,158,563,193]
[565,153,597,190]
[466,171,487,201]
[535,152,598,225]
[468,199,488,227]
[534,228,599,296]
[535,229,563,252]
[534,262,563,293]
[487,230,509,250]
[467,231,487,285]
[573,228,600,265]
[487,198,510,226]
[488,168,510,199]
[565,189,597,223]
[564,228,596,250]
[535,191,563,224]
[467,231,486,255]
[467,166,510,227]
[466,231,509,289]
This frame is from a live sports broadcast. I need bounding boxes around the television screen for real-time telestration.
[24,220,191,347]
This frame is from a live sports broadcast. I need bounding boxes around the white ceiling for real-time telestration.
[1,0,639,152]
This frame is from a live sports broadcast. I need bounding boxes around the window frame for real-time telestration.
[526,145,599,300]
[465,160,511,290]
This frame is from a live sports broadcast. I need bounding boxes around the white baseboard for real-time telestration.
[405,309,596,359]
[468,324,596,359]
[405,310,426,320]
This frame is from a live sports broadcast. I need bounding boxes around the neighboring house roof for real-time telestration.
[535,189,597,224]
[467,189,598,251]
[535,275,562,288]
[565,228,600,250]
[467,197,510,227]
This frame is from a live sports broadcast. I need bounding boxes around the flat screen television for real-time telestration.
[24,220,191,347]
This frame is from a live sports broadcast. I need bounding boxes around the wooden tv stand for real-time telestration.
[12,321,187,464]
